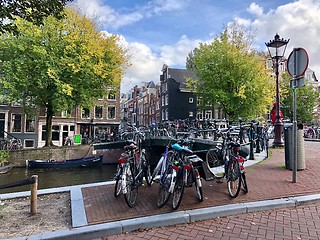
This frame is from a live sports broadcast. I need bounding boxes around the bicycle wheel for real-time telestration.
[114,166,122,197]
[157,167,173,208]
[241,172,248,194]
[206,148,224,179]
[226,159,241,198]
[194,169,203,202]
[124,166,138,207]
[263,134,269,158]
[172,170,185,210]
[151,155,163,182]
[141,152,152,186]
[206,148,223,168]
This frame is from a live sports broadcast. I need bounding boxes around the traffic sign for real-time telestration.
[287,48,309,77]
[290,76,305,89]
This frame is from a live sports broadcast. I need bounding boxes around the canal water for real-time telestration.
[0,165,117,194]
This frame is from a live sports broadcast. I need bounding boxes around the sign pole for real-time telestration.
[292,48,298,183]
[287,47,309,183]
[292,87,297,183]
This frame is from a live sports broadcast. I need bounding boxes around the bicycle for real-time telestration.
[114,151,129,197]
[114,123,152,207]
[205,128,247,198]
[3,137,22,150]
[258,124,269,157]
[170,139,204,210]
[155,145,175,208]
[226,141,246,197]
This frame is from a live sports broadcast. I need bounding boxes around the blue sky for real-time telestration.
[70,0,320,93]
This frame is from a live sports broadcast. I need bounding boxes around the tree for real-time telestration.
[280,72,318,124]
[0,0,72,34]
[186,24,274,120]
[0,9,129,146]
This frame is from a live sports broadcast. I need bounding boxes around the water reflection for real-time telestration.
[0,165,117,194]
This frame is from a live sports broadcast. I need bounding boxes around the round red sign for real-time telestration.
[286,48,309,77]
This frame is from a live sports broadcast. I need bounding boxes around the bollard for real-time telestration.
[297,129,305,170]
[30,175,38,215]
[249,122,254,160]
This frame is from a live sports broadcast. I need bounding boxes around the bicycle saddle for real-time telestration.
[227,141,240,148]
[171,143,193,154]
[124,140,137,150]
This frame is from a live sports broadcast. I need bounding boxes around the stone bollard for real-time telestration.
[297,129,305,170]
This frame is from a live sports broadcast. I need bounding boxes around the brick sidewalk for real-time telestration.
[106,201,320,240]
[82,141,320,226]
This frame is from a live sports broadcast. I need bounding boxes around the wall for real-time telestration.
[9,145,92,167]
[8,145,124,167]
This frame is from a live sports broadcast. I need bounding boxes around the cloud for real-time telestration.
[71,0,190,30]
[121,42,165,93]
[144,0,191,15]
[120,35,204,93]
[160,35,202,67]
[248,0,320,75]
[73,0,320,93]
[247,2,264,16]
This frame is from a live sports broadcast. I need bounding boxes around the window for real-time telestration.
[189,97,194,103]
[95,106,103,119]
[205,110,212,119]
[25,115,35,132]
[197,97,202,105]
[197,110,203,120]
[162,96,165,106]
[108,91,116,100]
[189,112,193,117]
[165,109,169,120]
[11,114,22,132]
[162,82,167,93]
[165,95,169,105]
[108,106,116,119]
[82,108,90,119]
[41,125,46,141]
[42,125,60,141]
[52,125,60,141]
[24,139,35,148]
[61,110,71,118]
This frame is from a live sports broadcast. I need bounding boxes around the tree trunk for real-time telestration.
[45,103,54,147]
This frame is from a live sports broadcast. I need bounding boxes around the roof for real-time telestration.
[167,68,196,89]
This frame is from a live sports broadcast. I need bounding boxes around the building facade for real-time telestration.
[0,87,121,148]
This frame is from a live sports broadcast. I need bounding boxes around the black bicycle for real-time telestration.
[114,123,152,207]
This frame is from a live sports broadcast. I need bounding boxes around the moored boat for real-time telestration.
[0,162,14,174]
[26,155,103,169]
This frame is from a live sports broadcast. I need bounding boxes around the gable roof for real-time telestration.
[167,68,196,89]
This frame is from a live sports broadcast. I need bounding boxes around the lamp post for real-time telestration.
[265,34,290,147]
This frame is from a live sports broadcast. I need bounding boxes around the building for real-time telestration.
[0,87,121,148]
[160,64,223,122]
[121,82,160,129]
[0,100,38,149]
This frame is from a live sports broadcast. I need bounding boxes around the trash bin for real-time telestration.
[284,123,293,170]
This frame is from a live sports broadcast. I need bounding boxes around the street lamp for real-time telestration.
[265,33,290,147]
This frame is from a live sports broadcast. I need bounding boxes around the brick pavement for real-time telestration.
[105,202,320,240]
[82,140,320,239]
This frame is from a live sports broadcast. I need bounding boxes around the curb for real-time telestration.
[13,193,320,240]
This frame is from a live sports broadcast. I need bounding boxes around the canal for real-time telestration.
[0,165,117,194]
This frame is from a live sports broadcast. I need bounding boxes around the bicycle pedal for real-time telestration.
[216,179,224,184]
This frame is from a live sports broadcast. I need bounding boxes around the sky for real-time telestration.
[69,0,320,93]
